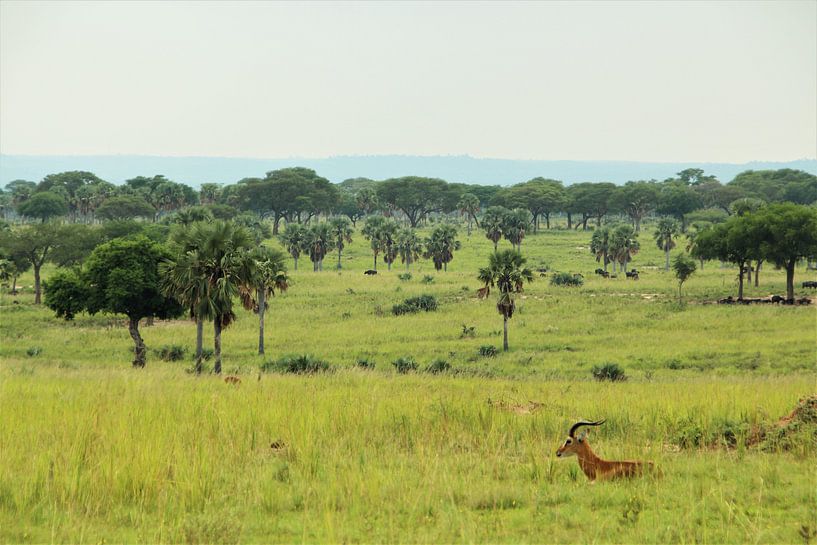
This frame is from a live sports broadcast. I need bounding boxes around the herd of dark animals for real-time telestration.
[595,268,639,280]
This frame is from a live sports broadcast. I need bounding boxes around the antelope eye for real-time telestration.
[565,438,572,444]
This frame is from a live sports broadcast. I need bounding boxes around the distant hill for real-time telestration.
[1,154,815,187]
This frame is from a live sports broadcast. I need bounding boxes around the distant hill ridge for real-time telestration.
[1,154,815,188]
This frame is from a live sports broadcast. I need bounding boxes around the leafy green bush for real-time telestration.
[356,357,376,369]
[550,272,584,287]
[261,354,331,374]
[421,275,435,284]
[425,358,451,374]
[155,344,187,362]
[26,346,42,357]
[392,294,438,315]
[392,356,418,374]
[479,345,498,357]
[591,362,627,382]
[398,272,412,281]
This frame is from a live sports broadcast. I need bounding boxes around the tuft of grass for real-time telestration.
[550,272,584,287]
[392,294,438,315]
[154,344,187,362]
[591,362,627,382]
[261,354,331,374]
[425,358,451,374]
[392,356,419,374]
[478,345,498,357]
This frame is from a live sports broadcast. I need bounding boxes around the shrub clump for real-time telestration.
[421,275,435,284]
[392,356,419,374]
[356,357,376,369]
[155,344,187,361]
[425,358,451,374]
[550,272,584,287]
[591,362,627,382]
[26,346,42,357]
[261,354,331,374]
[398,272,412,281]
[479,345,498,357]
[392,294,438,316]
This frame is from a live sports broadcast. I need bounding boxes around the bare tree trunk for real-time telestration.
[33,264,42,304]
[11,274,18,295]
[373,252,377,271]
[213,319,222,374]
[747,261,752,283]
[257,288,265,355]
[503,315,509,352]
[738,267,745,300]
[786,261,795,301]
[754,260,762,287]
[195,317,203,374]
[128,317,146,368]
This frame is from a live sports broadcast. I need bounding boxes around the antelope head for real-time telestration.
[555,419,605,457]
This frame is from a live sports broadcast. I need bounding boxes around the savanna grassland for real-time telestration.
[1,221,816,544]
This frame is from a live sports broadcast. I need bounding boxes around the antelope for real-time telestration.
[223,375,242,385]
[555,420,653,481]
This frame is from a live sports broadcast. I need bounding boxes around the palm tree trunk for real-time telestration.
[503,315,509,352]
[665,247,670,271]
[678,282,683,304]
[33,264,42,304]
[293,256,298,271]
[195,317,203,373]
[213,319,222,374]
[257,288,265,355]
[337,246,342,270]
[128,316,146,368]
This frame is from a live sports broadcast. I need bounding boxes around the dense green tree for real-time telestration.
[729,169,817,203]
[328,217,353,270]
[5,180,36,209]
[0,223,67,303]
[567,182,617,229]
[96,195,155,221]
[17,191,68,222]
[657,183,702,231]
[355,187,380,215]
[494,178,566,231]
[477,249,533,352]
[199,183,222,205]
[693,217,755,300]
[46,237,182,366]
[48,224,102,268]
[337,192,365,227]
[654,218,681,271]
[752,204,817,301]
[425,224,461,272]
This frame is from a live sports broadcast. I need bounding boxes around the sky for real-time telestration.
[1,1,815,163]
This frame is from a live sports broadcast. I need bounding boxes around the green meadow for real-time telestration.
[1,223,816,543]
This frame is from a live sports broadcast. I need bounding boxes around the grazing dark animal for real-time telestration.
[625,271,639,280]
[718,296,735,304]
[802,281,817,289]
[771,295,785,304]
[364,269,378,275]
[595,268,610,278]
[539,272,548,278]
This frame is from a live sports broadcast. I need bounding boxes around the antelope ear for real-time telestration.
[578,430,588,442]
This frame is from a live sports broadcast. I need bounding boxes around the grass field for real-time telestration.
[1,221,816,543]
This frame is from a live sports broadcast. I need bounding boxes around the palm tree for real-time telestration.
[279,223,307,271]
[425,224,461,272]
[458,193,481,235]
[477,249,533,352]
[482,206,509,251]
[162,221,255,374]
[590,226,612,272]
[610,224,640,272]
[654,218,680,271]
[685,222,710,270]
[246,246,288,355]
[304,222,333,271]
[328,217,353,270]
[396,228,423,270]
[362,216,398,271]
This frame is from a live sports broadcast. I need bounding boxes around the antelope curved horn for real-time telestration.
[568,419,606,438]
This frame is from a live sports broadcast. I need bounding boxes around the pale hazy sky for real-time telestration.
[1,1,815,162]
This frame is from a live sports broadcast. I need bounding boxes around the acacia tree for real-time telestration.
[693,218,755,300]
[614,181,659,232]
[328,217,353,270]
[654,218,680,271]
[396,228,423,270]
[477,249,533,351]
[45,237,182,367]
[672,253,697,304]
[425,224,461,272]
[279,223,307,271]
[458,193,481,235]
[17,191,68,222]
[247,246,288,355]
[753,204,817,301]
[0,223,66,304]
